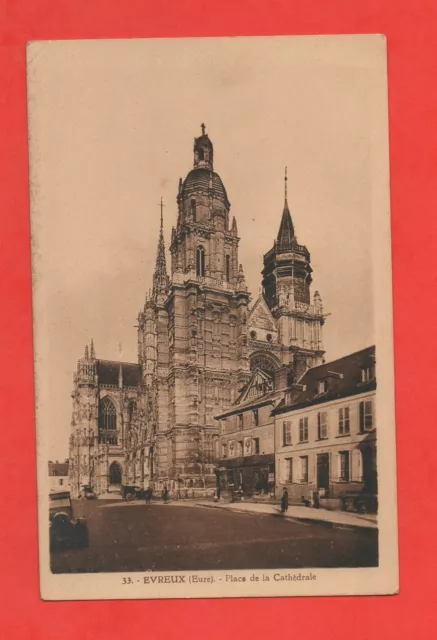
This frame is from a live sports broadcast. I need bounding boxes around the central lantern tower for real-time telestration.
[139,125,252,490]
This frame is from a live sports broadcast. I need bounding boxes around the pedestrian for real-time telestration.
[280,487,289,514]
[162,487,169,503]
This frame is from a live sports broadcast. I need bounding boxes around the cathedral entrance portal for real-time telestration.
[109,461,122,486]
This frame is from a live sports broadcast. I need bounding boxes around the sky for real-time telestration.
[28,36,388,461]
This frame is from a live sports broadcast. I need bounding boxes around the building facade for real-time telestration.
[273,346,377,506]
[49,461,70,491]
[68,126,328,496]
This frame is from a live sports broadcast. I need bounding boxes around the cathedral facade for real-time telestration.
[68,126,327,497]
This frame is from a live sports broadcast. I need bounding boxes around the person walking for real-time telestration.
[280,487,289,514]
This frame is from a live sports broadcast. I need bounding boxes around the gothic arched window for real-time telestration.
[250,352,280,379]
[196,245,206,277]
[190,199,196,221]
[198,148,205,161]
[99,397,116,430]
[225,254,231,282]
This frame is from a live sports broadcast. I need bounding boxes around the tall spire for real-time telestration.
[90,338,95,359]
[276,166,295,249]
[153,198,169,299]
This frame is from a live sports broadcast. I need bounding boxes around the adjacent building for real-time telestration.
[49,460,70,491]
[273,346,377,506]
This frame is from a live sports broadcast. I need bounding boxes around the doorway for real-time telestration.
[362,447,377,493]
[317,453,330,491]
[109,461,122,485]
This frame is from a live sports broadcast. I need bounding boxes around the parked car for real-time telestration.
[81,485,97,500]
[121,485,143,501]
[49,490,89,550]
[340,493,378,514]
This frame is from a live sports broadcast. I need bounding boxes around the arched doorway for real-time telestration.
[109,461,122,485]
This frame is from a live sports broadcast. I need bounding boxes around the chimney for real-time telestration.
[274,365,293,390]
[293,355,309,381]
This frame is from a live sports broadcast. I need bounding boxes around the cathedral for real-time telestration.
[68,125,327,497]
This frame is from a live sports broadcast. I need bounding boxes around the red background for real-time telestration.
[1,1,436,638]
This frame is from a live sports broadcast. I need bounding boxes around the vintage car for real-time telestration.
[340,493,378,514]
[121,485,144,501]
[49,490,89,550]
[81,484,97,500]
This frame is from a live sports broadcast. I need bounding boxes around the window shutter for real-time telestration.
[296,456,302,481]
[307,455,313,483]
[359,401,365,433]
[351,449,363,482]
[333,452,341,481]
[283,458,288,484]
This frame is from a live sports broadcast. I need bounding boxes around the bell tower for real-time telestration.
[158,124,251,489]
[262,168,327,374]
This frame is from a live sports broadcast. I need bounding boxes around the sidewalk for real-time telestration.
[195,500,378,530]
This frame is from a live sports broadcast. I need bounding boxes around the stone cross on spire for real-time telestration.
[201,122,206,135]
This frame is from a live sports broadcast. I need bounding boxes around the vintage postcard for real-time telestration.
[28,35,398,600]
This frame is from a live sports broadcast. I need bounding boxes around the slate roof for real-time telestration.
[276,202,295,249]
[96,360,142,387]
[273,346,376,415]
[182,168,229,205]
[48,462,69,477]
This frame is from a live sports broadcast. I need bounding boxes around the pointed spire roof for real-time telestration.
[155,197,167,276]
[90,338,95,359]
[153,198,169,298]
[84,344,89,359]
[276,167,295,249]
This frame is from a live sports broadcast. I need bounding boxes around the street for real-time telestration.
[50,500,378,573]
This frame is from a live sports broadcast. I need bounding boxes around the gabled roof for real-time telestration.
[273,346,376,415]
[215,368,280,418]
[247,295,277,333]
[96,360,142,387]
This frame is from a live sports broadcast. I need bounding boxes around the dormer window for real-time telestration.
[318,380,328,394]
[361,367,373,382]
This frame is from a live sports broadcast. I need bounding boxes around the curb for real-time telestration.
[195,502,378,531]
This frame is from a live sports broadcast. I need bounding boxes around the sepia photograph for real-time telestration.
[28,35,398,599]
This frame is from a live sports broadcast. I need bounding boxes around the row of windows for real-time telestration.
[236,409,260,429]
[194,244,231,281]
[222,438,260,458]
[283,451,352,483]
[282,400,374,446]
